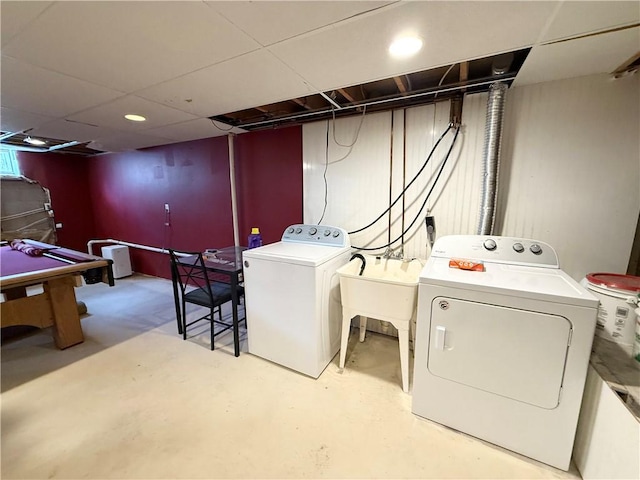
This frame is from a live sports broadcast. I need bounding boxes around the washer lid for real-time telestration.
[242,241,349,267]
[585,273,640,293]
[421,257,598,307]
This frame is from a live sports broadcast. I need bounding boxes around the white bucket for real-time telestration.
[582,273,640,357]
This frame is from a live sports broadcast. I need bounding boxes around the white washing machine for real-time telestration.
[242,224,351,378]
[412,235,598,471]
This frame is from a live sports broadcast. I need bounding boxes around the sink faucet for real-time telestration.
[383,247,404,260]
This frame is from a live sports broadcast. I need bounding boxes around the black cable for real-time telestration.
[352,125,460,251]
[210,119,235,132]
[316,120,330,225]
[348,122,453,235]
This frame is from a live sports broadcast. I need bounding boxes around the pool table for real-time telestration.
[0,240,114,349]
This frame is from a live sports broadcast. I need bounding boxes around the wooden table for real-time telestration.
[0,240,114,349]
[174,246,246,356]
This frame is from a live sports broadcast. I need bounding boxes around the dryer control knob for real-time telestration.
[295,227,302,234]
[483,239,497,251]
[287,227,294,234]
[323,230,331,237]
[332,231,341,238]
[309,227,317,235]
[513,243,524,253]
[530,244,543,255]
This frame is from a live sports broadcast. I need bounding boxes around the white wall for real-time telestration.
[303,73,639,280]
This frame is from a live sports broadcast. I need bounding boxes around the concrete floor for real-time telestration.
[2,274,581,479]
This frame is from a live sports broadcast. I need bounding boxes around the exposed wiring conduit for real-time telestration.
[477,82,508,235]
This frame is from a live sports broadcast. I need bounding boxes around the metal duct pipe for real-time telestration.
[477,82,508,235]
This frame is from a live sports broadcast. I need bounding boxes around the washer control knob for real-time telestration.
[295,227,302,234]
[309,227,317,235]
[332,230,341,238]
[323,229,331,237]
[512,242,524,253]
[483,239,497,251]
[287,227,294,234]
[530,244,543,255]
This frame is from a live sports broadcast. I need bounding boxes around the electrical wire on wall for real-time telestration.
[316,120,331,225]
[351,124,460,251]
[316,105,368,224]
[348,122,453,235]
[332,105,367,148]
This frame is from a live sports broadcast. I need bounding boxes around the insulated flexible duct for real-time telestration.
[477,82,508,235]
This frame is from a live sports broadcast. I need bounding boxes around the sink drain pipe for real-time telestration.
[477,81,508,235]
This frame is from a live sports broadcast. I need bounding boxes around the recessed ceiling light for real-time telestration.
[389,35,423,58]
[124,114,146,122]
[24,136,46,146]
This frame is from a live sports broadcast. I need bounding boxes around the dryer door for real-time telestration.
[428,297,571,409]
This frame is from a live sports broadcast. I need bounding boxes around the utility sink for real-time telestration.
[337,255,424,392]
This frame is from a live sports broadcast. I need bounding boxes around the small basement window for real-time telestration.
[0,148,20,176]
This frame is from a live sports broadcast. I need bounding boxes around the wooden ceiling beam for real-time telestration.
[459,61,469,83]
[393,76,408,94]
[290,98,312,110]
[459,61,469,93]
[337,87,364,104]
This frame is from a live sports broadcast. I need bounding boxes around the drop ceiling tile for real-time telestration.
[542,1,640,43]
[88,131,175,153]
[208,1,392,46]
[145,118,245,142]
[0,106,56,133]
[1,1,260,93]
[0,55,124,117]
[0,1,52,47]
[67,95,198,131]
[29,119,118,144]
[137,49,316,117]
[270,1,559,92]
[513,27,640,86]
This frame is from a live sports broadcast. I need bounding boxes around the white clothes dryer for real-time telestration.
[242,224,351,378]
[412,235,598,470]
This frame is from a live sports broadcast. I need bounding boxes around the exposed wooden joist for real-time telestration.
[459,61,469,93]
[337,87,365,104]
[290,98,312,110]
[459,61,469,83]
[393,76,408,94]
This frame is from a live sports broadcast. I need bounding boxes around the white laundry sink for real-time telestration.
[337,255,423,321]
[337,255,425,392]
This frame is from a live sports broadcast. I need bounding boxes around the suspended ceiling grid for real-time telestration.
[0,1,638,155]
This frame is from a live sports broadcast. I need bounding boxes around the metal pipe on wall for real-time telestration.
[228,133,240,246]
[477,82,508,235]
[87,238,189,256]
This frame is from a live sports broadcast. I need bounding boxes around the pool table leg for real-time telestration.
[45,277,84,349]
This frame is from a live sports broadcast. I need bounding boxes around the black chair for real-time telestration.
[169,249,243,350]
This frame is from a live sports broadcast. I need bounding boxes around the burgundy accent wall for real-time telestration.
[13,128,303,280]
[235,126,303,245]
[17,151,95,252]
[88,137,234,279]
